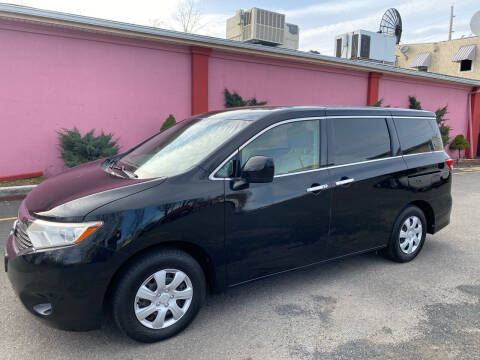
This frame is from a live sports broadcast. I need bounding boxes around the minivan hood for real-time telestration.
[26,160,164,220]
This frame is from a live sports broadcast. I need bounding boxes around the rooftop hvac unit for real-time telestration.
[227,8,290,47]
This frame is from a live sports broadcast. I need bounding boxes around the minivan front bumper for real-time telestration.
[5,231,113,331]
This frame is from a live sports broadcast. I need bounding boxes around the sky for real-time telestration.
[6,0,480,55]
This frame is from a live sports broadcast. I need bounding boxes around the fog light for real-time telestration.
[33,303,52,316]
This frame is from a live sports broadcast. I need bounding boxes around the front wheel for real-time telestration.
[384,205,427,262]
[112,248,206,342]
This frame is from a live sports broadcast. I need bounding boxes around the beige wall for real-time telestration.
[395,36,480,80]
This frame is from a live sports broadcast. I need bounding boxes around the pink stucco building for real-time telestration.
[0,4,479,178]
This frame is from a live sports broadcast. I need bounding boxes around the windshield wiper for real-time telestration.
[106,158,138,179]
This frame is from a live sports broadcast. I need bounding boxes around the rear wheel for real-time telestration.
[384,205,427,262]
[112,248,205,342]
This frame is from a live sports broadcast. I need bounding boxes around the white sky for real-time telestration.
[5,0,480,55]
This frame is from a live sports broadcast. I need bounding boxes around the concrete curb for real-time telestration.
[0,185,36,197]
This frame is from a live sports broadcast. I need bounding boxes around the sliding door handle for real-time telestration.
[307,184,329,192]
[335,178,354,186]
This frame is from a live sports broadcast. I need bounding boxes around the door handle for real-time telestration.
[307,184,329,192]
[335,178,354,186]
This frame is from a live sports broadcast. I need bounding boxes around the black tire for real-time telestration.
[384,205,427,263]
[112,248,206,342]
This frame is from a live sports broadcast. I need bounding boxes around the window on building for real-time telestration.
[328,118,391,166]
[336,38,342,57]
[417,66,428,72]
[460,59,473,71]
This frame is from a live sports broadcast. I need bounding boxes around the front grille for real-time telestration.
[14,220,33,250]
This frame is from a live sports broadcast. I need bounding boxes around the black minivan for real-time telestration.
[5,106,452,342]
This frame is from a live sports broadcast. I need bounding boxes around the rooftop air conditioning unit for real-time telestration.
[227,8,287,47]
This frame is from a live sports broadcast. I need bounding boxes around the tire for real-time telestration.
[384,205,427,263]
[112,248,206,342]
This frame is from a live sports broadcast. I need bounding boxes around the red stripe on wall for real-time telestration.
[191,47,211,115]
[366,72,382,106]
[466,87,480,158]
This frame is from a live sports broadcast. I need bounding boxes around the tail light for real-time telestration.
[445,158,454,171]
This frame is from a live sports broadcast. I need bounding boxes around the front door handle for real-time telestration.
[335,178,354,186]
[307,184,329,192]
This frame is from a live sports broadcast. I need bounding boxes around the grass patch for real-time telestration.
[0,177,44,187]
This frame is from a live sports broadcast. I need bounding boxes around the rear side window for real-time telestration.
[328,118,391,166]
[394,118,443,154]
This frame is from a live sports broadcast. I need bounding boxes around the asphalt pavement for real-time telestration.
[0,171,479,360]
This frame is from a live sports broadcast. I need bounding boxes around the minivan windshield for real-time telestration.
[117,116,250,179]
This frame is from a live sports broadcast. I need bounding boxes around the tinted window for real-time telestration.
[394,118,443,154]
[240,120,320,176]
[329,118,391,165]
[215,159,234,178]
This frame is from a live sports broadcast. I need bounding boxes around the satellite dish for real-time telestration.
[400,45,409,53]
[379,8,402,44]
[471,10,480,36]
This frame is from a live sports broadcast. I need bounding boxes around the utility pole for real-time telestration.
[448,5,454,40]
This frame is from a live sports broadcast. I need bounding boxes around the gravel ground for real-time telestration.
[0,171,479,360]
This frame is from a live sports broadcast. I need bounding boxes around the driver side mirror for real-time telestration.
[232,156,274,190]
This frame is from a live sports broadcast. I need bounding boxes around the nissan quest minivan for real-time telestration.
[5,106,452,342]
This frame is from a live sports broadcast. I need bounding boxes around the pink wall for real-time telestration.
[0,20,191,176]
[209,51,368,110]
[0,19,476,177]
[379,75,471,141]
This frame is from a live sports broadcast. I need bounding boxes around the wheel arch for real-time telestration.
[103,241,218,310]
[408,200,435,234]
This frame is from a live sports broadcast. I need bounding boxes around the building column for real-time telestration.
[366,72,382,106]
[466,87,480,158]
[191,46,212,115]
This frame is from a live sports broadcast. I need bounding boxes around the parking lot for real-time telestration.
[0,171,479,360]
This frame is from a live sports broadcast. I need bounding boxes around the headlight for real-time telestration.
[26,219,103,250]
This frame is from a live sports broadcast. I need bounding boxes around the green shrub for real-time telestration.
[58,127,119,168]
[224,89,267,108]
[161,114,176,131]
[373,98,390,107]
[449,134,470,159]
[408,96,422,110]
[435,106,451,146]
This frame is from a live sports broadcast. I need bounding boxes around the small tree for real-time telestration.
[435,106,451,146]
[408,96,422,110]
[449,134,470,160]
[58,128,119,168]
[161,114,176,131]
[224,89,267,108]
[373,98,390,107]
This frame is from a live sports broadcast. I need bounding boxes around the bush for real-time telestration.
[449,134,470,159]
[408,96,422,110]
[373,98,390,107]
[161,114,176,131]
[58,128,119,168]
[224,89,267,108]
[435,106,451,146]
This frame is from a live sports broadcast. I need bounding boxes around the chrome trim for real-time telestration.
[306,184,329,192]
[402,150,445,157]
[391,116,436,120]
[336,178,354,186]
[209,117,324,180]
[326,155,403,170]
[275,167,328,178]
